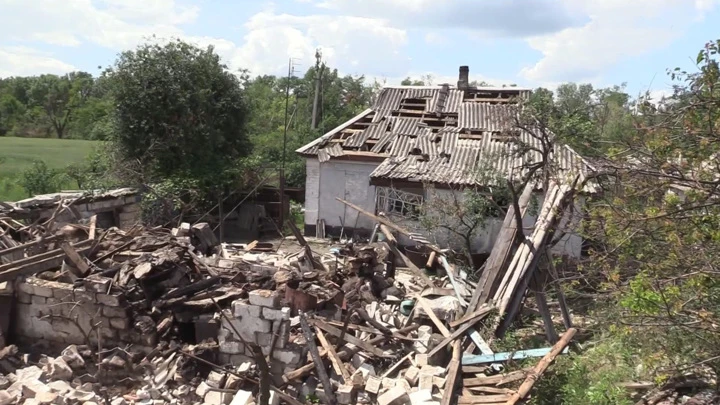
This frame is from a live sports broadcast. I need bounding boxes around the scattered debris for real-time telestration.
[0,181,583,404]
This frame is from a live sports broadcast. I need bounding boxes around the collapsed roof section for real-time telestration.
[297,68,593,189]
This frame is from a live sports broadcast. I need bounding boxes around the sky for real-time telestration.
[1,0,719,98]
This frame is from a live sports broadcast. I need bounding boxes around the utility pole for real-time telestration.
[279,58,297,231]
[311,49,323,130]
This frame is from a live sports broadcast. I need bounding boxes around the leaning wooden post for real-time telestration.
[504,328,577,405]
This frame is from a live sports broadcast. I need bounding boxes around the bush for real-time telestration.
[19,160,64,196]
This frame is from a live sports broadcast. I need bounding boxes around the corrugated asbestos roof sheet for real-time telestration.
[297,85,592,187]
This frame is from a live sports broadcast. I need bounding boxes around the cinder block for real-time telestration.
[404,366,420,386]
[103,306,127,318]
[110,318,130,330]
[377,386,410,405]
[366,375,382,395]
[248,290,280,309]
[272,346,302,365]
[72,289,95,303]
[238,316,271,335]
[229,390,253,405]
[17,291,32,304]
[337,385,355,404]
[409,390,433,405]
[28,280,54,298]
[418,372,434,392]
[121,203,141,213]
[232,301,261,318]
[220,341,245,355]
[205,390,232,405]
[97,293,122,307]
[31,295,47,305]
[206,371,226,388]
[262,307,290,321]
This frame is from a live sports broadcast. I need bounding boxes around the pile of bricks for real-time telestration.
[218,289,306,374]
[13,276,153,348]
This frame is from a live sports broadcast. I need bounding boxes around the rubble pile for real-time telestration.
[0,182,583,405]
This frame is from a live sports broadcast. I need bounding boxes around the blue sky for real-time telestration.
[1,0,718,99]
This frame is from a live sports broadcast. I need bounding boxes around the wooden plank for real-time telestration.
[546,248,572,329]
[463,369,531,387]
[462,346,570,366]
[450,305,493,328]
[299,314,337,405]
[504,328,577,404]
[468,181,534,312]
[59,240,91,278]
[439,256,468,307]
[532,270,558,344]
[313,320,387,357]
[426,251,436,269]
[0,245,93,283]
[427,306,492,357]
[88,215,97,240]
[335,197,442,253]
[458,395,510,404]
[415,296,451,337]
[379,224,397,246]
[441,340,462,405]
[0,236,58,261]
[379,352,413,379]
[316,328,350,383]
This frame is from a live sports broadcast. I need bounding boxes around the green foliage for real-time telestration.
[106,40,251,184]
[19,160,65,196]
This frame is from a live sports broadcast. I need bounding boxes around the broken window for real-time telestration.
[376,187,424,220]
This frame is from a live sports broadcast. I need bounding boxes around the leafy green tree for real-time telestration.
[27,72,93,139]
[106,39,251,185]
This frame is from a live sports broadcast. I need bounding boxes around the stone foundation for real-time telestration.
[13,276,154,349]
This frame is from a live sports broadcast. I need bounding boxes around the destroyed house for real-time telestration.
[297,66,593,257]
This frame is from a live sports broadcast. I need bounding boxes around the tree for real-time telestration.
[106,39,251,186]
[581,39,720,386]
[27,72,93,139]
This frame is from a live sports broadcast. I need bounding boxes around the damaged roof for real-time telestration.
[297,84,594,188]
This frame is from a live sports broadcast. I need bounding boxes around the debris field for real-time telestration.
[0,182,578,405]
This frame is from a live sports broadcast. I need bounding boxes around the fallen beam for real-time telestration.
[462,346,570,366]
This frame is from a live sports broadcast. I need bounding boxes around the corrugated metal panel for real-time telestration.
[389,135,414,157]
[403,88,436,100]
[445,90,465,114]
[458,103,514,130]
[364,121,390,140]
[371,131,396,153]
[373,88,405,116]
[393,118,424,136]
[343,131,370,148]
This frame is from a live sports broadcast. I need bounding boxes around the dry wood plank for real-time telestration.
[469,181,534,312]
[88,215,97,240]
[299,314,337,405]
[0,239,93,282]
[283,324,419,382]
[463,369,532,387]
[415,296,451,337]
[441,340,462,405]
[336,197,442,252]
[427,306,493,357]
[450,305,493,328]
[426,250,437,268]
[458,394,511,404]
[59,240,91,278]
[246,240,259,251]
[504,328,577,404]
[316,328,351,383]
[468,386,516,395]
[0,236,58,260]
[313,320,387,357]
[322,319,413,341]
[546,248,572,329]
[532,270,558,344]
[379,224,397,246]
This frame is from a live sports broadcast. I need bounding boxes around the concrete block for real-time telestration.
[337,385,355,404]
[232,301,261,319]
[415,352,442,367]
[420,366,445,377]
[110,318,130,330]
[83,275,112,293]
[262,307,290,321]
[382,378,397,389]
[432,376,446,389]
[255,332,280,348]
[248,290,280,309]
[396,379,411,393]
[418,372,433,392]
[31,295,47,305]
[409,390,433,405]
[238,316,271,335]
[219,341,245,355]
[206,371,226,389]
[268,391,280,405]
[51,288,73,301]
[17,291,32,304]
[229,390,253,405]
[272,347,302,365]
[404,366,420,386]
[72,289,95,303]
[103,306,127,318]
[365,375,382,395]
[377,386,410,405]
[118,212,137,222]
[355,363,376,382]
[27,279,55,298]
[121,203,141,213]
[195,382,211,398]
[96,293,122,307]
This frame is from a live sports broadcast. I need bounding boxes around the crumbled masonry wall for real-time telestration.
[219,288,307,376]
[32,195,142,230]
[13,276,154,349]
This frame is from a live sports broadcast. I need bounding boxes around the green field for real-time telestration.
[0,137,99,201]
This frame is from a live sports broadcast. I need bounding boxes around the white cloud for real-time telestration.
[230,11,408,77]
[30,32,82,47]
[0,46,77,77]
[521,0,719,83]
[424,32,446,45]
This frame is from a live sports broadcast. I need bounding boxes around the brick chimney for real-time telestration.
[457,66,469,90]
